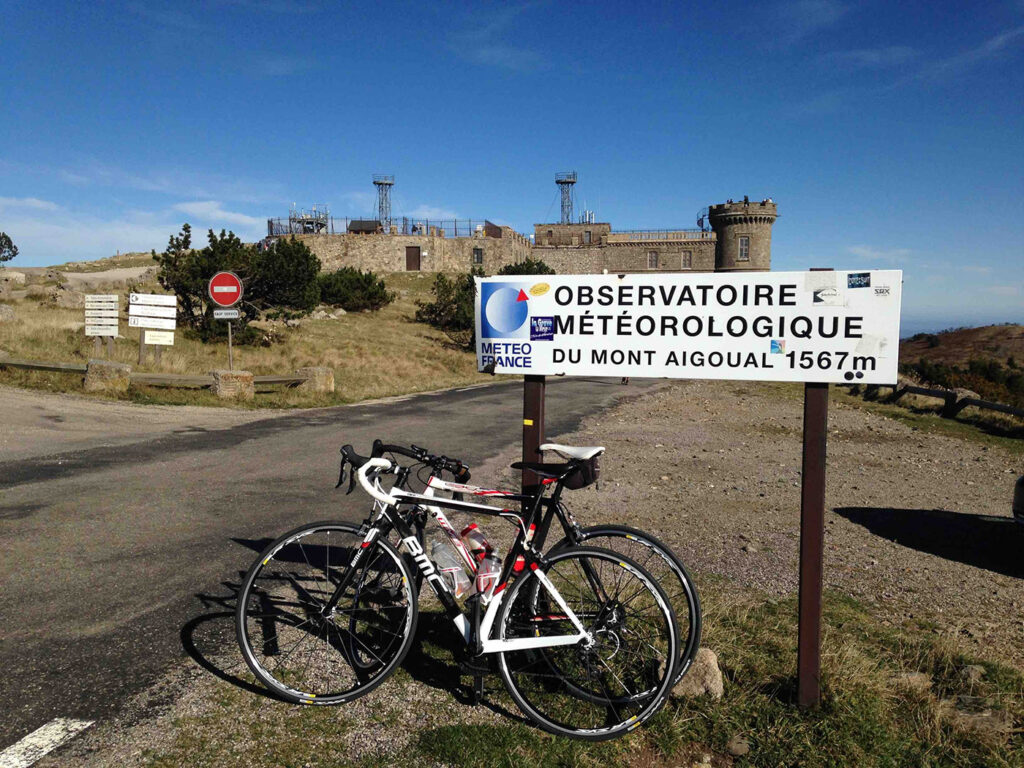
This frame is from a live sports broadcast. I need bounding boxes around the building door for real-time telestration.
[406,246,421,271]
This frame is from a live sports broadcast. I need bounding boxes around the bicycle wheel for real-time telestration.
[496,547,679,741]
[550,524,702,683]
[236,521,417,705]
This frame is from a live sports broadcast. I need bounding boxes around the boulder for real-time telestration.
[296,366,335,394]
[210,369,254,401]
[0,304,15,323]
[84,360,131,394]
[0,270,26,286]
[52,287,87,308]
[672,648,724,700]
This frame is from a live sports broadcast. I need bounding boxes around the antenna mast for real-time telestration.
[555,171,577,225]
[373,174,394,230]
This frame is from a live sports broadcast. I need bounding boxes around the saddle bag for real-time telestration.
[563,455,600,490]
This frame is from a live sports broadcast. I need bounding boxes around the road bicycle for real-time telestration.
[236,443,681,740]
[368,440,702,686]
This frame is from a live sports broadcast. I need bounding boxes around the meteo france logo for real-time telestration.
[481,282,530,339]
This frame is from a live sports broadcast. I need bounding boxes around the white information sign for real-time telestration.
[129,316,176,330]
[474,270,903,385]
[129,293,176,307]
[213,308,240,319]
[128,304,177,319]
[85,294,119,337]
[143,330,175,346]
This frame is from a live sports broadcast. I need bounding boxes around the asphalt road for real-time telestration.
[0,377,660,748]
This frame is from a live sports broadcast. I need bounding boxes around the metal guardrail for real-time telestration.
[843,382,1024,420]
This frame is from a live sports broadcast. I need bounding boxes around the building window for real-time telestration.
[738,236,750,261]
[584,230,592,244]
[681,251,692,269]
[472,247,483,265]
[647,250,659,269]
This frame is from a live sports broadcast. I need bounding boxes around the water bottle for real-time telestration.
[429,539,471,598]
[476,554,502,596]
[460,523,493,563]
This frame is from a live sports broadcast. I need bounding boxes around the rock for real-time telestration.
[285,318,302,328]
[296,366,335,394]
[210,370,254,401]
[726,734,751,757]
[960,664,986,684]
[952,708,1014,736]
[310,310,330,320]
[742,543,757,553]
[672,648,723,700]
[84,360,131,394]
[25,284,50,298]
[0,304,15,323]
[0,269,26,286]
[953,387,980,401]
[52,288,87,308]
[331,308,347,317]
[896,672,932,694]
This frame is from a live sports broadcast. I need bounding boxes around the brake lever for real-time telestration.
[335,459,347,489]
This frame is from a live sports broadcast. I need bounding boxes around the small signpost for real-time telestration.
[475,269,904,709]
[84,294,119,357]
[129,293,177,364]
[208,271,243,369]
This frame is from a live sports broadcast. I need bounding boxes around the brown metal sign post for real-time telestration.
[521,375,546,493]
[798,381,829,708]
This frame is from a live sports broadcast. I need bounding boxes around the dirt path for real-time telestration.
[556,379,1024,668]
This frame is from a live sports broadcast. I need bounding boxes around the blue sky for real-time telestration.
[2,0,1022,334]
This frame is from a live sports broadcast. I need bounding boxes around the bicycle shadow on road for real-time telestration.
[835,507,1024,579]
[180,581,280,700]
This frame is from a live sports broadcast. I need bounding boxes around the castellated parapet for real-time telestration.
[708,199,777,272]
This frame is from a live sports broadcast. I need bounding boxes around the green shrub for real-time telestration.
[317,267,395,312]
[155,228,322,340]
[497,258,554,276]
[415,269,480,350]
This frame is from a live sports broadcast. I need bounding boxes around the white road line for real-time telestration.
[0,718,94,768]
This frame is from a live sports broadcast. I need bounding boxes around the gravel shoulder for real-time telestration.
[37,378,1024,766]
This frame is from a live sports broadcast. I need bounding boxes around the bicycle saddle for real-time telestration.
[539,443,605,460]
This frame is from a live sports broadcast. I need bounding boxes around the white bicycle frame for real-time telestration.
[357,459,590,654]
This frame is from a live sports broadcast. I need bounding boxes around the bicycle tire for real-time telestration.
[236,521,418,705]
[496,546,679,741]
[550,524,701,683]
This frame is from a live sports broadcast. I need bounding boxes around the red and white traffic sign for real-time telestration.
[208,271,243,308]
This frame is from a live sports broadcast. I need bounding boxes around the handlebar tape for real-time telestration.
[378,443,423,460]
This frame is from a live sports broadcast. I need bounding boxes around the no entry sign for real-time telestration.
[475,270,902,385]
[208,271,243,308]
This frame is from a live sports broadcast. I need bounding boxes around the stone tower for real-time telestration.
[708,197,778,272]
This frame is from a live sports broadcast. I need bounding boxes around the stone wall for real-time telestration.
[533,239,717,274]
[533,222,611,246]
[286,227,531,275]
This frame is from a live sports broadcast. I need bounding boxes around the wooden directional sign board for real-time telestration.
[208,272,243,308]
[84,294,119,337]
[129,293,178,332]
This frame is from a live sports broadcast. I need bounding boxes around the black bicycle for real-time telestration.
[370,440,702,687]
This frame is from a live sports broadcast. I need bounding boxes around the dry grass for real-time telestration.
[0,272,492,407]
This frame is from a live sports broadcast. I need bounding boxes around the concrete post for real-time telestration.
[84,360,131,394]
[210,370,254,401]
[296,366,335,394]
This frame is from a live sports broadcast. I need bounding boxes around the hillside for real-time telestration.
[900,323,1024,409]
[901,323,1024,366]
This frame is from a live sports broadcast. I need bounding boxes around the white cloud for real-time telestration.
[775,0,847,44]
[986,284,1023,298]
[847,245,911,262]
[825,46,919,69]
[449,3,545,71]
[0,197,60,211]
[405,204,460,220]
[172,200,264,229]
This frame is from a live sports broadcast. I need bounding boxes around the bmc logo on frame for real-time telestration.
[481,282,531,339]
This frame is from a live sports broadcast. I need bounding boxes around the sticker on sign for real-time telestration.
[474,270,903,385]
[213,308,240,319]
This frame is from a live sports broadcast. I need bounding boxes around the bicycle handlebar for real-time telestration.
[356,458,396,505]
